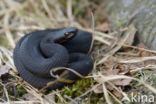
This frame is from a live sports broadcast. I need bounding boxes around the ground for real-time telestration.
[0,0,156,104]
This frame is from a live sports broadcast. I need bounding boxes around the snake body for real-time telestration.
[13,27,93,89]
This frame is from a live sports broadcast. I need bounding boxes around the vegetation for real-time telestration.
[0,0,156,104]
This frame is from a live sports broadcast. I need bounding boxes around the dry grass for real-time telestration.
[0,0,156,104]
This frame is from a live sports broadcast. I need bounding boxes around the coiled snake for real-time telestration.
[13,27,93,90]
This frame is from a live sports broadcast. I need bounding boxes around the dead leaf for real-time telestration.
[0,65,10,77]
[137,42,148,49]
[96,22,111,33]
[22,93,38,100]
[102,69,119,76]
[112,89,123,99]
[112,79,132,86]
[43,93,55,104]
[93,82,114,94]
[139,50,150,57]
[94,59,132,96]
[93,84,104,93]
[114,64,130,75]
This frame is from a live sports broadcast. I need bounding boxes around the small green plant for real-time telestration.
[62,78,93,97]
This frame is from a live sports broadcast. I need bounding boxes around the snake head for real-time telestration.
[55,27,78,43]
[45,27,77,43]
[64,27,77,40]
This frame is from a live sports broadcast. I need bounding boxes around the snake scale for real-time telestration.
[13,27,93,90]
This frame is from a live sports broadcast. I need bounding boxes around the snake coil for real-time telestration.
[13,27,93,90]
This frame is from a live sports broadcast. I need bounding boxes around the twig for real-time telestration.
[0,82,10,104]
[88,12,95,53]
[41,0,53,18]
[95,73,156,94]
[118,56,156,64]
[130,65,156,73]
[102,83,112,104]
[94,36,112,45]
[4,13,15,48]
[97,25,136,65]
[123,44,156,54]
[67,0,74,25]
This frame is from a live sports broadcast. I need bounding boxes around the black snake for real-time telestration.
[13,27,93,90]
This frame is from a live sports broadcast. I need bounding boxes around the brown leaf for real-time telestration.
[102,69,119,76]
[112,89,123,99]
[139,50,150,57]
[22,93,38,100]
[112,78,132,86]
[114,64,130,75]
[137,42,148,49]
[96,22,110,33]
[94,61,132,95]
[43,93,55,104]
[93,84,103,93]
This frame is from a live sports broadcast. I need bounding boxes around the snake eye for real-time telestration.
[64,32,69,36]
[64,32,74,39]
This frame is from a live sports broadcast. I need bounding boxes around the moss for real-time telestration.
[16,85,27,97]
[59,78,112,104]
[62,78,93,97]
